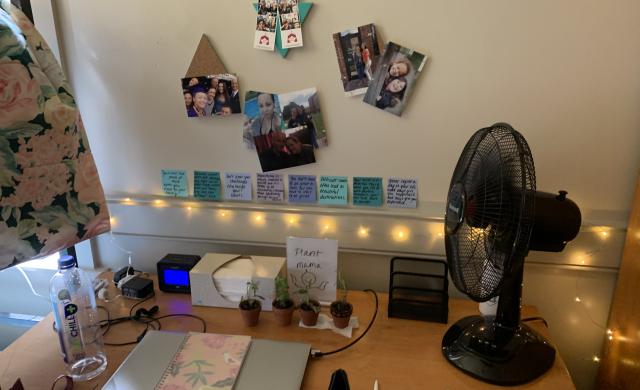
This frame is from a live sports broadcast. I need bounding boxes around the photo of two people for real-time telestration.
[181,74,241,118]
[332,23,384,96]
[363,41,428,116]
[243,88,327,172]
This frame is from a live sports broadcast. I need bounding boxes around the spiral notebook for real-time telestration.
[156,332,251,390]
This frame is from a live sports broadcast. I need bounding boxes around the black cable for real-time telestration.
[522,316,548,328]
[310,289,378,358]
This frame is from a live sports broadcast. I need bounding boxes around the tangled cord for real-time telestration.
[52,294,207,346]
[311,289,379,358]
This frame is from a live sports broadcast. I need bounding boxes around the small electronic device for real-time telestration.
[157,254,201,293]
[121,276,155,299]
[113,266,136,286]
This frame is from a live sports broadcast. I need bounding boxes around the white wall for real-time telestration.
[42,1,640,389]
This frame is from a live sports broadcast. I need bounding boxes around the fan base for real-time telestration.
[442,315,555,386]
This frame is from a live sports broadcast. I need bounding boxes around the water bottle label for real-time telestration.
[58,289,86,362]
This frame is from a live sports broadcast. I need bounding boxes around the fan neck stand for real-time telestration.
[442,259,556,386]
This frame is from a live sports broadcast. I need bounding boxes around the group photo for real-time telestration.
[181,74,241,118]
[243,89,327,172]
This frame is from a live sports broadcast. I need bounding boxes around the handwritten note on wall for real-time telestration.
[193,171,221,201]
[353,177,383,206]
[257,173,285,202]
[286,237,337,304]
[387,178,418,208]
[224,173,252,201]
[161,169,188,197]
[288,175,317,203]
[318,176,348,205]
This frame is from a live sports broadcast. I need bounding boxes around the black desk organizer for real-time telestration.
[388,256,449,323]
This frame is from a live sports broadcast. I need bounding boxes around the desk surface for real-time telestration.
[0,274,574,389]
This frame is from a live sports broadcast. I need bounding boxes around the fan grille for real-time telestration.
[445,124,536,301]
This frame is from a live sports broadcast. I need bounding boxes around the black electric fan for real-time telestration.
[441,123,581,385]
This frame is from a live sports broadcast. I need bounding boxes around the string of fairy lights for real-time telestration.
[109,196,623,365]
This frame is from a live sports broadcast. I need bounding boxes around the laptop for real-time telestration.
[102,330,310,390]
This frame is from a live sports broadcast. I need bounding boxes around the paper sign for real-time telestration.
[288,175,317,203]
[387,178,418,208]
[286,236,338,304]
[193,171,221,201]
[353,177,383,206]
[318,176,348,205]
[224,173,252,201]
[257,173,285,202]
[161,169,188,197]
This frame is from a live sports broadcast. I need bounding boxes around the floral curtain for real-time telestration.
[0,1,110,268]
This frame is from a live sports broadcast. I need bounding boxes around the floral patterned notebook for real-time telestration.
[156,333,251,390]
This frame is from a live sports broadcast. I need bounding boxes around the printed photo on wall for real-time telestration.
[363,42,428,116]
[332,23,384,96]
[279,0,303,48]
[279,87,327,149]
[181,74,241,117]
[254,0,277,50]
[243,88,326,172]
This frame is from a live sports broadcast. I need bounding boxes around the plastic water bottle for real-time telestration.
[49,255,107,381]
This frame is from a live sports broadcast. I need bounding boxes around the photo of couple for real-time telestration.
[279,0,303,48]
[243,88,327,172]
[363,41,427,116]
[254,0,278,50]
[181,74,241,118]
[333,23,383,96]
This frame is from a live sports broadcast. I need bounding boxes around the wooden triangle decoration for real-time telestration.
[185,34,226,77]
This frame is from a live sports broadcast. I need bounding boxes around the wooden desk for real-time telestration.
[0,274,574,389]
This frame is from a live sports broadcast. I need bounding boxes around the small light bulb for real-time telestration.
[220,211,227,217]
[358,227,369,238]
[593,356,600,362]
[398,231,404,238]
[109,217,116,225]
[437,232,443,238]
[154,199,163,206]
[289,218,295,224]
[607,329,613,335]
[255,215,263,221]
[575,297,582,303]
[609,335,613,340]
[324,225,329,230]
[187,206,192,211]
[124,197,131,202]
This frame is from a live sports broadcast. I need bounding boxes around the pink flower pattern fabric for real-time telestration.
[156,333,251,390]
[0,1,109,267]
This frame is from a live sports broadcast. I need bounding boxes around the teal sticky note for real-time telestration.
[353,177,383,206]
[319,176,348,205]
[161,169,188,197]
[194,171,221,201]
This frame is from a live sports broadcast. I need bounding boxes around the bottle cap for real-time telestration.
[58,255,77,270]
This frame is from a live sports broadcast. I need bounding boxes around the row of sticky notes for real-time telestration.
[161,170,417,208]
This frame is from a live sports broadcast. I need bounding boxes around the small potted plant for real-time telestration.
[272,275,295,326]
[330,271,353,329]
[239,280,264,327]
[297,286,321,326]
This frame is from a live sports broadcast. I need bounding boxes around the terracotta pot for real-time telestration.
[330,301,353,329]
[272,300,295,326]
[240,306,261,327]
[299,308,319,326]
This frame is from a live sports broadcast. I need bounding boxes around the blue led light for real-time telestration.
[164,269,190,286]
